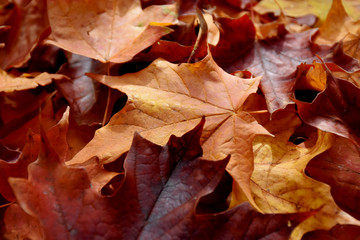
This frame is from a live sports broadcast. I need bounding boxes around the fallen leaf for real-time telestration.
[296,63,360,146]
[69,54,270,209]
[342,31,360,61]
[223,27,318,113]
[8,119,307,239]
[0,90,67,150]
[0,131,40,201]
[254,0,360,24]
[306,136,360,220]
[315,0,360,46]
[211,14,255,67]
[0,140,20,162]
[295,61,327,92]
[46,0,177,63]
[0,0,49,69]
[327,62,360,87]
[251,131,360,240]
[4,203,44,240]
[303,224,360,240]
[242,94,302,142]
[0,69,67,92]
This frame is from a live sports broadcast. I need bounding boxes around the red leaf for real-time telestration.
[7,118,305,239]
[225,28,318,113]
[306,136,360,220]
[296,64,360,146]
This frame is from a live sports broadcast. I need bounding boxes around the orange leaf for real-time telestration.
[68,54,271,209]
[0,70,67,92]
[46,0,177,63]
[315,0,360,46]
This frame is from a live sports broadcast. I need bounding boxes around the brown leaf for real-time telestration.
[69,54,270,209]
[8,119,306,239]
[0,90,67,150]
[46,0,177,63]
[56,54,125,125]
[0,131,40,201]
[242,94,302,142]
[222,28,318,113]
[328,63,360,88]
[0,70,67,92]
[296,64,360,146]
[0,0,49,69]
[306,136,360,220]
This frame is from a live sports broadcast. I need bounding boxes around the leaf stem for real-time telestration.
[102,64,112,126]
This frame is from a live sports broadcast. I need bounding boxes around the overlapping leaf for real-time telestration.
[251,131,360,239]
[2,0,360,238]
[0,0,49,69]
[69,53,270,208]
[315,0,360,47]
[307,136,360,220]
[254,0,360,23]
[6,118,306,239]
[0,70,67,92]
[227,27,318,113]
[46,0,177,63]
[296,64,360,146]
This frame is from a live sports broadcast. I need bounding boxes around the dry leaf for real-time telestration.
[251,131,360,239]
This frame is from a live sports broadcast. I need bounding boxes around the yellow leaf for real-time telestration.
[251,131,360,239]
[315,0,360,46]
[254,0,360,25]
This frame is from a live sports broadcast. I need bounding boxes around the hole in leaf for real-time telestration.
[294,90,319,103]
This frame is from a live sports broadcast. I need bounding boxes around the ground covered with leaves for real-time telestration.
[1,0,360,239]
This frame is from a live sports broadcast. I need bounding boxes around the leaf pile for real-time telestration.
[1,0,360,239]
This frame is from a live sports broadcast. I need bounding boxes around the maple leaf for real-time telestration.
[315,0,360,48]
[4,203,44,240]
[306,136,360,220]
[55,54,125,125]
[68,54,270,209]
[296,63,360,146]
[0,131,40,201]
[225,26,318,113]
[55,54,102,125]
[211,14,255,66]
[0,70,67,92]
[331,64,360,87]
[0,107,68,202]
[243,95,302,142]
[0,0,49,69]
[0,90,66,150]
[250,130,360,240]
[7,119,307,239]
[46,0,177,63]
[2,0,360,238]
[254,0,360,23]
